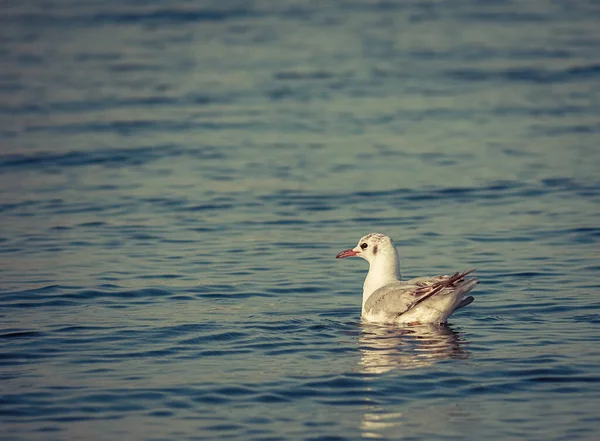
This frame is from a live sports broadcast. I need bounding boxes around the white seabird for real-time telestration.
[336,233,478,324]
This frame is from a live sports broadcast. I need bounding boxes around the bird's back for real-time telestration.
[362,272,479,324]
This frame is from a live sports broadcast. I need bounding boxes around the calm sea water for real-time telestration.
[1,1,600,440]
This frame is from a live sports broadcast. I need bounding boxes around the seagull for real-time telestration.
[336,233,478,324]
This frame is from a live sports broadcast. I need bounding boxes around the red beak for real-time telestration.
[336,248,359,259]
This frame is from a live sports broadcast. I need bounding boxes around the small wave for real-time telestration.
[447,63,600,84]
[0,144,225,171]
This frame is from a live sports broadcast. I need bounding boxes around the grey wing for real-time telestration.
[364,270,478,316]
[406,275,446,285]
[363,281,422,316]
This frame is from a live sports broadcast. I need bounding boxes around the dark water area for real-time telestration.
[1,0,600,440]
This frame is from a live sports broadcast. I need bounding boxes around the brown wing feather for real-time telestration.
[409,269,477,310]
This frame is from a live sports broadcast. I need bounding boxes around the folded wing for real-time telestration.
[363,270,477,319]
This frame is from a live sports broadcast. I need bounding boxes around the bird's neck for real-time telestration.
[362,249,401,308]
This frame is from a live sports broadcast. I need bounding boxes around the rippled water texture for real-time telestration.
[1,1,600,440]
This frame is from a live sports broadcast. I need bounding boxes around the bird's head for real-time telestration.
[335,233,395,265]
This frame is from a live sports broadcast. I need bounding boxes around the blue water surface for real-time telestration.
[1,1,600,440]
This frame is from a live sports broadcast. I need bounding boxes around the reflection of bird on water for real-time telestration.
[358,323,470,374]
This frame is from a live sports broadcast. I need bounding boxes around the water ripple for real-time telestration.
[1,0,600,440]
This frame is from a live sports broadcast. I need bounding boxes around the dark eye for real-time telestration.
[360,243,368,249]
